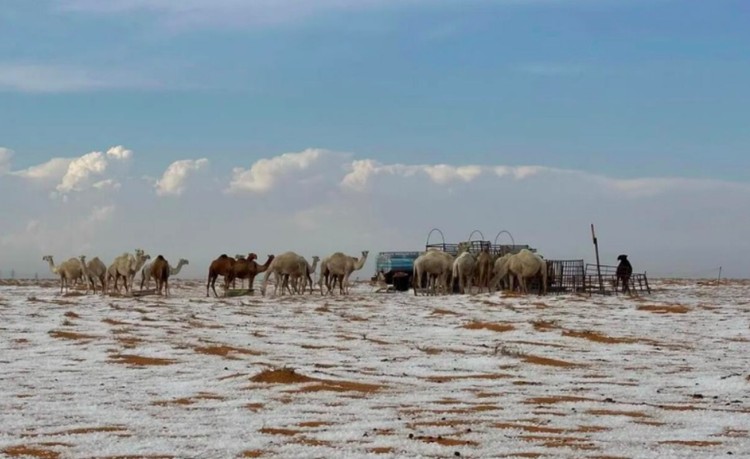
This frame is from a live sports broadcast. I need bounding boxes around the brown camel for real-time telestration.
[247,254,275,291]
[150,255,170,296]
[207,254,236,297]
[232,253,258,289]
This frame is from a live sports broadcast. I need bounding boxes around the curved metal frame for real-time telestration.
[425,228,446,248]
[494,230,515,247]
[467,229,485,243]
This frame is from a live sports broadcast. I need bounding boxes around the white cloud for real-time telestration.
[494,165,547,180]
[106,145,133,160]
[0,63,157,93]
[341,161,484,191]
[92,179,122,191]
[0,147,13,173]
[227,148,331,194]
[13,158,74,182]
[57,148,131,193]
[86,205,116,224]
[9,146,133,196]
[155,158,209,196]
[423,164,482,184]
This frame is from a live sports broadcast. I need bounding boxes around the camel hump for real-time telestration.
[219,254,229,258]
[156,255,165,261]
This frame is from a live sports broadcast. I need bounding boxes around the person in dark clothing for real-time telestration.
[616,254,633,293]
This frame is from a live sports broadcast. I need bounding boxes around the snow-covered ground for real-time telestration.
[1,278,748,459]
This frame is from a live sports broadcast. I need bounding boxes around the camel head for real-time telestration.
[617,254,628,262]
[43,255,53,263]
[247,253,258,261]
[178,259,189,266]
[361,251,369,259]
[312,256,320,263]
[79,255,86,263]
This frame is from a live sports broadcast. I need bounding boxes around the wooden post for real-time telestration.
[591,224,604,294]
[718,266,722,284]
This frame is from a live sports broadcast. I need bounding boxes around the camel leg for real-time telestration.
[207,275,216,297]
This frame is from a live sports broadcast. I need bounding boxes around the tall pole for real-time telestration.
[718,266,722,284]
[591,224,604,294]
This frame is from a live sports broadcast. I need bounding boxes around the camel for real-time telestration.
[261,251,306,296]
[42,255,83,294]
[81,256,107,294]
[78,256,108,294]
[207,254,237,297]
[452,251,477,294]
[232,254,275,292]
[292,255,319,294]
[489,253,513,291]
[508,249,547,295]
[412,250,454,295]
[231,253,258,289]
[474,249,493,293]
[141,258,189,291]
[150,255,170,296]
[107,249,150,295]
[319,251,368,295]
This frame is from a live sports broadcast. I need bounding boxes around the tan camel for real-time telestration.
[452,251,477,294]
[141,258,189,291]
[320,251,369,295]
[78,255,107,294]
[474,249,493,293]
[261,251,305,296]
[489,253,512,291]
[508,249,548,295]
[281,255,320,294]
[206,254,236,297]
[298,255,320,294]
[42,255,83,294]
[83,256,108,295]
[412,250,454,295]
[150,255,170,296]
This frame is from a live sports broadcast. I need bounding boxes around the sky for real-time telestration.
[1,0,749,279]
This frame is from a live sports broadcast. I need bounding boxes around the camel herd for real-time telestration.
[205,250,369,298]
[413,246,548,295]
[42,251,188,297]
[40,249,370,298]
[39,245,546,298]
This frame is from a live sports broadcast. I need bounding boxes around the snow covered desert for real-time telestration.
[1,279,748,458]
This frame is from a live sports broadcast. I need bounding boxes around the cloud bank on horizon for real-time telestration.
[1,146,747,279]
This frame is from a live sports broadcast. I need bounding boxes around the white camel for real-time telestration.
[412,250,454,295]
[508,249,548,295]
[320,251,369,295]
[140,258,189,291]
[107,249,150,295]
[452,251,477,294]
[43,255,83,294]
[261,251,306,296]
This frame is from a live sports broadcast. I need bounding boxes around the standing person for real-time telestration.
[616,254,633,294]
